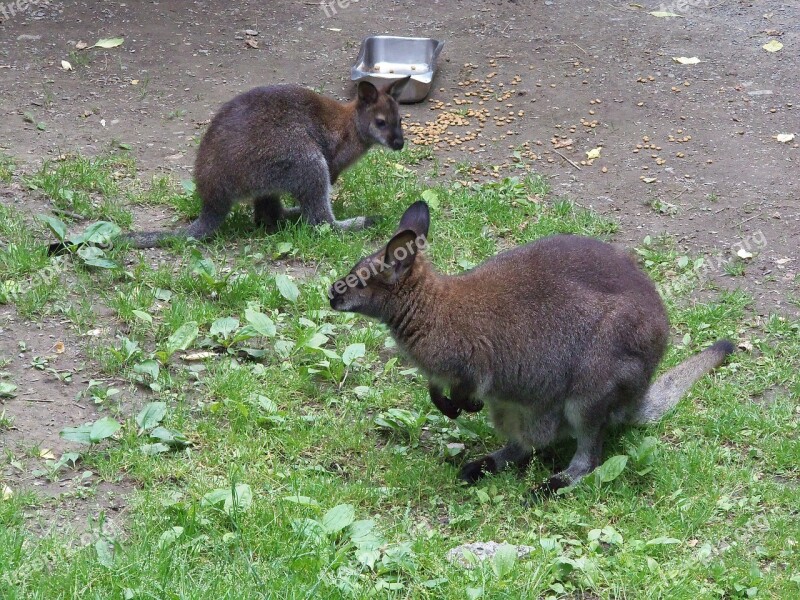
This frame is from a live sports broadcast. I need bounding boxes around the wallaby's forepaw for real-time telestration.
[459,456,497,485]
[430,394,462,420]
[461,397,484,413]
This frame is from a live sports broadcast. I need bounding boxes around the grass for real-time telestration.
[0,149,798,599]
[0,151,14,182]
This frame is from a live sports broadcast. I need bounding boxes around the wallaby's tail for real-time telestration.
[120,230,180,249]
[118,209,226,248]
[632,339,735,425]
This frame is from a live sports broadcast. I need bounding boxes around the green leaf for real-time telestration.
[282,495,319,506]
[202,484,253,515]
[0,382,17,398]
[209,317,239,340]
[244,308,276,337]
[321,503,355,534]
[60,423,93,444]
[275,241,293,255]
[131,310,152,324]
[342,343,366,367]
[95,539,115,568]
[190,250,216,279]
[158,526,184,549]
[420,189,440,210]
[37,214,68,242]
[646,536,681,546]
[136,402,167,431]
[165,322,198,356]
[492,543,517,578]
[133,359,159,381]
[594,454,628,484]
[275,274,300,303]
[89,417,121,443]
[72,221,122,245]
[92,37,124,49]
[77,245,118,269]
[149,426,189,448]
[140,443,171,455]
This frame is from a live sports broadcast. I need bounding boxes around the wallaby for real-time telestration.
[118,79,408,249]
[330,201,735,497]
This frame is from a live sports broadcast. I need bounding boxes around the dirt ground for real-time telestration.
[1,0,798,531]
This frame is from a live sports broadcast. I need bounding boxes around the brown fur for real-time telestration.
[125,79,410,248]
[330,201,735,498]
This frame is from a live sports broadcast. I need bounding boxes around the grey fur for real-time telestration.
[330,201,735,498]
[124,79,410,248]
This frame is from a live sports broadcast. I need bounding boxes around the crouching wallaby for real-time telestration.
[330,201,735,497]
[122,79,409,248]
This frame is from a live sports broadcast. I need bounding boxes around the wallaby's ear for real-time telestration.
[397,200,430,239]
[384,76,412,101]
[383,229,419,283]
[357,81,380,105]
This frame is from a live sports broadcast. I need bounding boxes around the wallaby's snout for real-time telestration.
[389,129,405,151]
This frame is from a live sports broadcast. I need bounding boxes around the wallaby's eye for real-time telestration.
[375,118,387,128]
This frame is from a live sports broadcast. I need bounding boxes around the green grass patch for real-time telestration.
[0,150,798,599]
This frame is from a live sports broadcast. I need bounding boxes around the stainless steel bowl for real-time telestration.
[350,35,444,103]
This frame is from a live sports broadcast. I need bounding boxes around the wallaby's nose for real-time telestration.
[391,137,405,151]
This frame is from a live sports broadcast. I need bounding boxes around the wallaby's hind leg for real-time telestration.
[254,195,304,232]
[253,195,284,232]
[184,201,232,242]
[459,442,532,485]
[531,419,606,499]
[294,158,378,231]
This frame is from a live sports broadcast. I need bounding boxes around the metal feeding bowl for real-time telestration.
[350,35,444,103]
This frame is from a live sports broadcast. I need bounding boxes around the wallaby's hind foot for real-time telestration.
[459,442,533,485]
[333,215,381,231]
[459,456,498,485]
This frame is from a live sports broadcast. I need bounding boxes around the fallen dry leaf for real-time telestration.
[586,147,602,160]
[642,177,657,184]
[672,56,701,65]
[738,340,754,352]
[762,40,783,52]
[61,60,73,71]
[75,41,88,50]
[54,341,65,353]
[649,11,683,18]
[775,133,795,143]
[2,485,12,501]
[92,37,124,49]
[131,79,139,85]
[40,449,56,460]
[183,351,218,362]
[245,39,259,49]
[737,248,753,259]
[775,258,791,265]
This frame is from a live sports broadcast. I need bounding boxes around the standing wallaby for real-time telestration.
[330,201,735,497]
[124,79,410,248]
